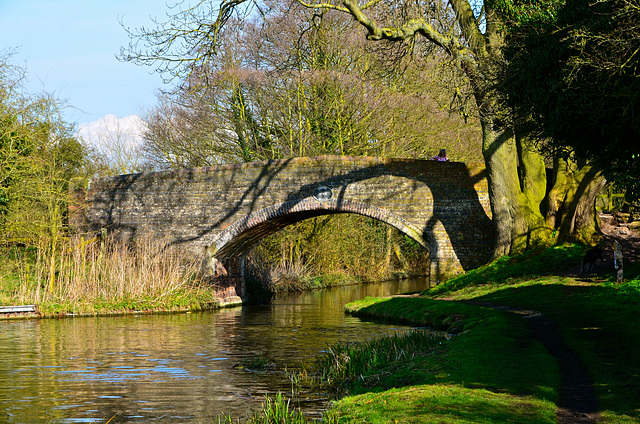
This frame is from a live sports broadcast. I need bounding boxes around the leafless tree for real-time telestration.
[135,1,481,169]
[118,1,609,256]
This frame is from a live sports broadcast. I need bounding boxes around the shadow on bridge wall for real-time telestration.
[81,156,494,299]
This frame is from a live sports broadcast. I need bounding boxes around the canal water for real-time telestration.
[0,277,430,423]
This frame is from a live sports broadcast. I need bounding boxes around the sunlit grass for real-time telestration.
[321,295,559,423]
[328,384,556,424]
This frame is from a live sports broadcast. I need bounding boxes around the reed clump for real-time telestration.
[317,330,444,392]
[247,254,315,293]
[216,393,311,424]
[247,255,363,294]
[2,233,214,315]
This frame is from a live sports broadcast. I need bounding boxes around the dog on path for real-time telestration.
[581,246,605,274]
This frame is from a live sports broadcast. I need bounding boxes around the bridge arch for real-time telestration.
[211,197,428,259]
[80,156,494,303]
[208,198,435,300]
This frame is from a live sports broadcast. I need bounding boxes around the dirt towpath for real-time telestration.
[464,302,599,424]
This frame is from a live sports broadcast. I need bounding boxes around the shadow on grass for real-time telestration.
[341,296,559,401]
[471,282,640,420]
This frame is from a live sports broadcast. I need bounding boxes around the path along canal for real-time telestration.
[0,277,431,423]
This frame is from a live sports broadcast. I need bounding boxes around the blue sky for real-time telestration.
[0,0,172,127]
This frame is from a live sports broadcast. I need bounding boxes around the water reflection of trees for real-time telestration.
[1,311,247,422]
[0,280,426,422]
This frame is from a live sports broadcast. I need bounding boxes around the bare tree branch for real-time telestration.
[294,1,478,72]
[447,0,488,56]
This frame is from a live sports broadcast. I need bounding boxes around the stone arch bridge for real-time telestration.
[78,156,494,303]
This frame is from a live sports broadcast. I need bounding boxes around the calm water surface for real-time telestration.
[0,277,430,423]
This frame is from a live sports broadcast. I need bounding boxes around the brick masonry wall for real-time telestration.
[81,156,494,286]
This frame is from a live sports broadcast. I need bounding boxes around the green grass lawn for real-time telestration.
[327,384,556,424]
[332,244,640,424]
[334,297,558,423]
[446,280,640,423]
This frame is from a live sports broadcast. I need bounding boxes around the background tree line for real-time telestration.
[137,2,481,168]
[116,0,640,283]
[4,0,639,292]
[124,1,482,285]
[0,51,208,307]
[119,0,640,263]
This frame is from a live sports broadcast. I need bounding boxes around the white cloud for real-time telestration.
[76,114,147,174]
[77,114,146,148]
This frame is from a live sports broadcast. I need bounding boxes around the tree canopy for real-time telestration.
[502,0,640,200]
[121,1,482,280]
[130,1,482,169]
[120,0,617,262]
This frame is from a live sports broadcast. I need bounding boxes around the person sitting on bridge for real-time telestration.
[431,149,449,162]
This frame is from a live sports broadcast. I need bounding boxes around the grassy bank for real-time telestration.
[423,247,640,423]
[330,297,559,423]
[229,243,638,423]
[1,233,424,317]
[333,244,640,423]
[246,252,426,296]
[223,292,560,423]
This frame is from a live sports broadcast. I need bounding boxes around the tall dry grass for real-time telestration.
[247,252,314,292]
[10,234,207,313]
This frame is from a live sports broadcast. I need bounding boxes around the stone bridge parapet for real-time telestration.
[79,156,494,301]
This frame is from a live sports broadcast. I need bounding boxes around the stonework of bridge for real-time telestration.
[78,156,494,304]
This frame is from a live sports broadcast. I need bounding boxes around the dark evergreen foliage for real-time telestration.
[501,0,640,200]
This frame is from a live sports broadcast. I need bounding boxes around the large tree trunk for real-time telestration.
[483,119,604,256]
[547,157,606,244]
[481,119,519,258]
[464,1,603,257]
[481,119,549,258]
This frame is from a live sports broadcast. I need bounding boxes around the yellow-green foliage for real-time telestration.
[250,214,429,288]
[0,55,89,247]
